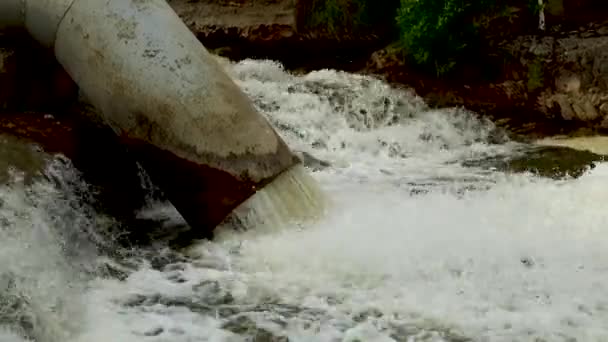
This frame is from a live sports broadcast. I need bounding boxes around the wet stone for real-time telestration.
[158,297,214,314]
[389,324,472,342]
[96,262,130,281]
[222,316,289,342]
[295,151,331,171]
[192,280,235,305]
[162,262,187,272]
[521,257,536,268]
[166,273,187,283]
[462,145,605,179]
[254,99,281,112]
[142,248,189,271]
[352,308,383,323]
[0,289,35,339]
[143,327,164,336]
[121,294,155,307]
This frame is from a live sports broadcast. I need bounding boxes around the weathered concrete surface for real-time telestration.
[0,0,306,238]
[51,0,301,235]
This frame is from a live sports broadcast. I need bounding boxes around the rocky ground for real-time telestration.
[3,1,608,138]
[167,0,386,71]
[3,0,605,137]
[169,0,608,138]
[2,1,608,159]
[364,20,608,138]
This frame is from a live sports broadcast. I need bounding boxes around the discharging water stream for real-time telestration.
[1,58,607,341]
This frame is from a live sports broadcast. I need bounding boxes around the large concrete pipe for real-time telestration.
[0,0,304,236]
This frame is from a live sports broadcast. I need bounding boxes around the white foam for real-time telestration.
[219,163,328,238]
[194,163,608,340]
[0,328,31,342]
[3,57,607,341]
[0,176,88,342]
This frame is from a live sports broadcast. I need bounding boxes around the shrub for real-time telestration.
[395,0,506,75]
[299,0,542,76]
[300,0,400,37]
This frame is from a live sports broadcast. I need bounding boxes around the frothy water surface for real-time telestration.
[1,58,607,341]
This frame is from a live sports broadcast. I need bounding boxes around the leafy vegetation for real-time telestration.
[302,0,399,37]
[527,58,544,91]
[395,0,531,75]
[303,0,543,75]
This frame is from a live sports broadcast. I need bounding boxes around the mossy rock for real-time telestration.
[463,145,605,179]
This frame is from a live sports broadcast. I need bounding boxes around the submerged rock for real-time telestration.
[294,151,331,171]
[0,133,49,184]
[462,145,605,179]
[0,110,152,234]
[222,315,289,342]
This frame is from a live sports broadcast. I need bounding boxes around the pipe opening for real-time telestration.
[218,163,328,236]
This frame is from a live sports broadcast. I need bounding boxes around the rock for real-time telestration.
[295,151,331,171]
[555,72,581,93]
[582,100,600,120]
[572,102,587,120]
[600,102,608,115]
[598,25,608,36]
[0,132,49,185]
[0,41,78,112]
[0,110,151,234]
[0,48,17,110]
[166,0,384,71]
[540,34,608,125]
[529,37,555,57]
[462,145,604,179]
[553,94,577,120]
[366,46,404,71]
[360,16,608,136]
[601,117,608,129]
[222,315,289,342]
[171,0,297,43]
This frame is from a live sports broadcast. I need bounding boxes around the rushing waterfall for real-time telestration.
[1,57,607,342]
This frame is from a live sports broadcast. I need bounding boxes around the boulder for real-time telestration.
[535,32,608,126]
[0,110,150,226]
[0,38,78,112]
[0,47,17,110]
[363,20,608,137]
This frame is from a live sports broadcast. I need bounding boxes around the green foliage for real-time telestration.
[527,59,544,91]
[305,0,399,37]
[396,0,509,76]
[307,0,353,35]
[304,0,540,76]
[527,0,544,15]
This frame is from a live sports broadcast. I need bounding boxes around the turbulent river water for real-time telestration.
[1,58,608,342]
